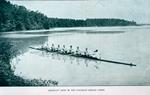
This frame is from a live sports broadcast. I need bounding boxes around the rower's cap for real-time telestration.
[94,50,98,52]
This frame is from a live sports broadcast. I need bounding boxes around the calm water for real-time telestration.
[1,26,150,86]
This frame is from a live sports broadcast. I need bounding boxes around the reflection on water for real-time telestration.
[37,50,101,69]
[1,26,150,86]
[12,48,102,85]
[0,36,59,86]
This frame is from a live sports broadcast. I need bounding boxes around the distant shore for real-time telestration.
[0,25,141,34]
[0,0,137,32]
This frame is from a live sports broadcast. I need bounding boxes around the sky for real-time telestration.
[10,0,150,24]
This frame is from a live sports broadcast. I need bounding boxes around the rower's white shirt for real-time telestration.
[84,50,89,55]
[93,51,100,59]
[68,48,74,52]
[51,45,55,49]
[62,47,66,51]
[76,49,80,54]
[57,47,61,51]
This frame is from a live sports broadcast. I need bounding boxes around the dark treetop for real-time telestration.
[0,0,137,32]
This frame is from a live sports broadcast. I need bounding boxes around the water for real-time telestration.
[1,26,150,86]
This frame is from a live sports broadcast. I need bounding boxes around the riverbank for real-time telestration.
[0,41,58,86]
[0,25,141,35]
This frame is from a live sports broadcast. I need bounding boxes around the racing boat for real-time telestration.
[29,46,136,66]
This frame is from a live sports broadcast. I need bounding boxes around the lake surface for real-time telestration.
[1,26,150,86]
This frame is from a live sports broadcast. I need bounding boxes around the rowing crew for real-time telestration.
[45,44,101,59]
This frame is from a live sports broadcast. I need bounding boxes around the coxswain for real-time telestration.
[93,49,101,59]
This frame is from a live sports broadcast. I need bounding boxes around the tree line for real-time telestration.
[0,0,137,32]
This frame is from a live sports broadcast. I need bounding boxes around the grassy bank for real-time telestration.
[0,41,58,86]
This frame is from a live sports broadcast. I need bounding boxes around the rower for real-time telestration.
[93,49,101,59]
[51,44,55,51]
[68,45,74,54]
[76,46,81,55]
[84,48,89,57]
[45,43,49,48]
[45,43,50,51]
[57,44,61,52]
[61,45,67,53]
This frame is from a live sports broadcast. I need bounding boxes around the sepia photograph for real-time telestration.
[0,0,150,89]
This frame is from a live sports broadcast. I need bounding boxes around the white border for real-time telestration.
[1,86,150,95]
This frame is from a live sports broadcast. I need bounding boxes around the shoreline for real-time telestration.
[0,25,143,34]
[0,42,58,86]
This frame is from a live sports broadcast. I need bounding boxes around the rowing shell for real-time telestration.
[29,47,136,66]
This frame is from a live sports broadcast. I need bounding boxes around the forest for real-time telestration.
[0,0,137,32]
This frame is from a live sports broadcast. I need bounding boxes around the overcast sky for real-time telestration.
[10,0,150,24]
